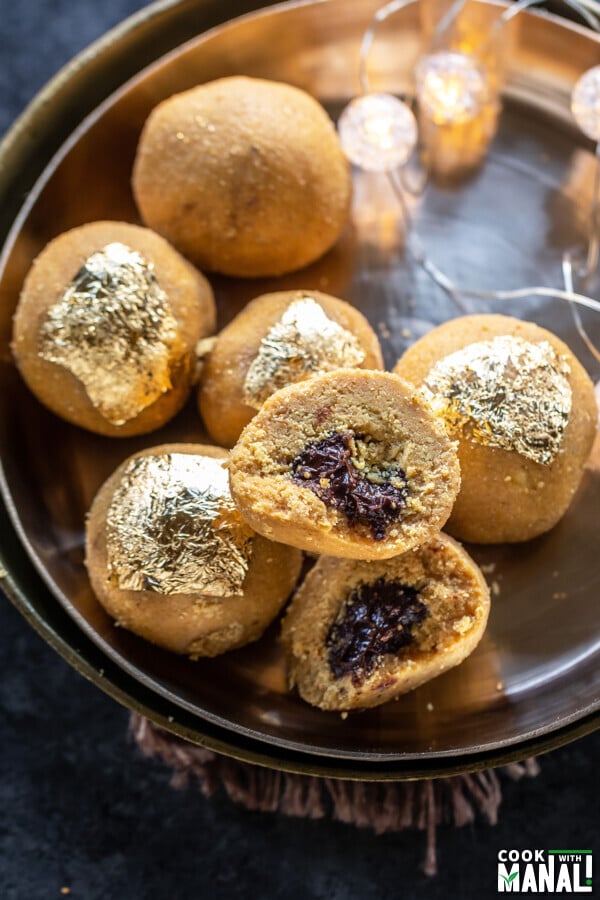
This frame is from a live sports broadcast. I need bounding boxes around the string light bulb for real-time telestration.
[343,0,600,366]
[337,93,418,172]
[415,51,489,126]
[571,65,600,141]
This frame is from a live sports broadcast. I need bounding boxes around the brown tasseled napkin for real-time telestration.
[130,712,539,876]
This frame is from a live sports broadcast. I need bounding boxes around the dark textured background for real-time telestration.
[0,1,598,897]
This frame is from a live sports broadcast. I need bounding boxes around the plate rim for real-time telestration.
[0,0,599,777]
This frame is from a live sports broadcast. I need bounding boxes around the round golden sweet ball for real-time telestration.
[282,535,490,711]
[12,221,216,437]
[132,76,352,277]
[198,290,384,447]
[85,443,302,658]
[394,314,598,543]
[229,370,460,560]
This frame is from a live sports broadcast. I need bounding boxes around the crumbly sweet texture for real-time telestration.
[228,370,460,560]
[12,221,216,437]
[85,443,302,657]
[198,290,384,447]
[281,534,490,710]
[394,314,598,543]
[132,77,352,277]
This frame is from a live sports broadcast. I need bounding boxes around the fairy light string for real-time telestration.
[341,0,600,352]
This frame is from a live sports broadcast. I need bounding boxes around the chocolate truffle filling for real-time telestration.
[291,431,408,539]
[326,578,428,684]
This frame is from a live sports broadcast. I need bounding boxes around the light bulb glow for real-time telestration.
[337,93,418,172]
[415,51,488,126]
[571,65,600,142]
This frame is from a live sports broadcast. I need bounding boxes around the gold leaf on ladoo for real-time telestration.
[243,295,366,409]
[422,336,572,465]
[38,242,180,425]
[106,453,254,597]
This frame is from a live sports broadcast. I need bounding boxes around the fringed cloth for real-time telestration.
[130,712,539,876]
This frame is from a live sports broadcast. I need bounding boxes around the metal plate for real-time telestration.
[0,0,599,773]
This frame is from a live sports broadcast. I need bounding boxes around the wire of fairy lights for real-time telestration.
[337,0,600,359]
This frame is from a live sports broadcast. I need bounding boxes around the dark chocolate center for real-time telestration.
[326,577,428,684]
[291,431,408,540]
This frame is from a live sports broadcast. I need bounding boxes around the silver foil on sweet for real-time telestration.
[106,453,254,597]
[422,336,572,465]
[38,242,180,425]
[243,296,366,409]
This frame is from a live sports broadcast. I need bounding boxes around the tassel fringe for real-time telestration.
[129,713,539,876]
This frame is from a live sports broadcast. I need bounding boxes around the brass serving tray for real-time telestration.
[0,0,599,778]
